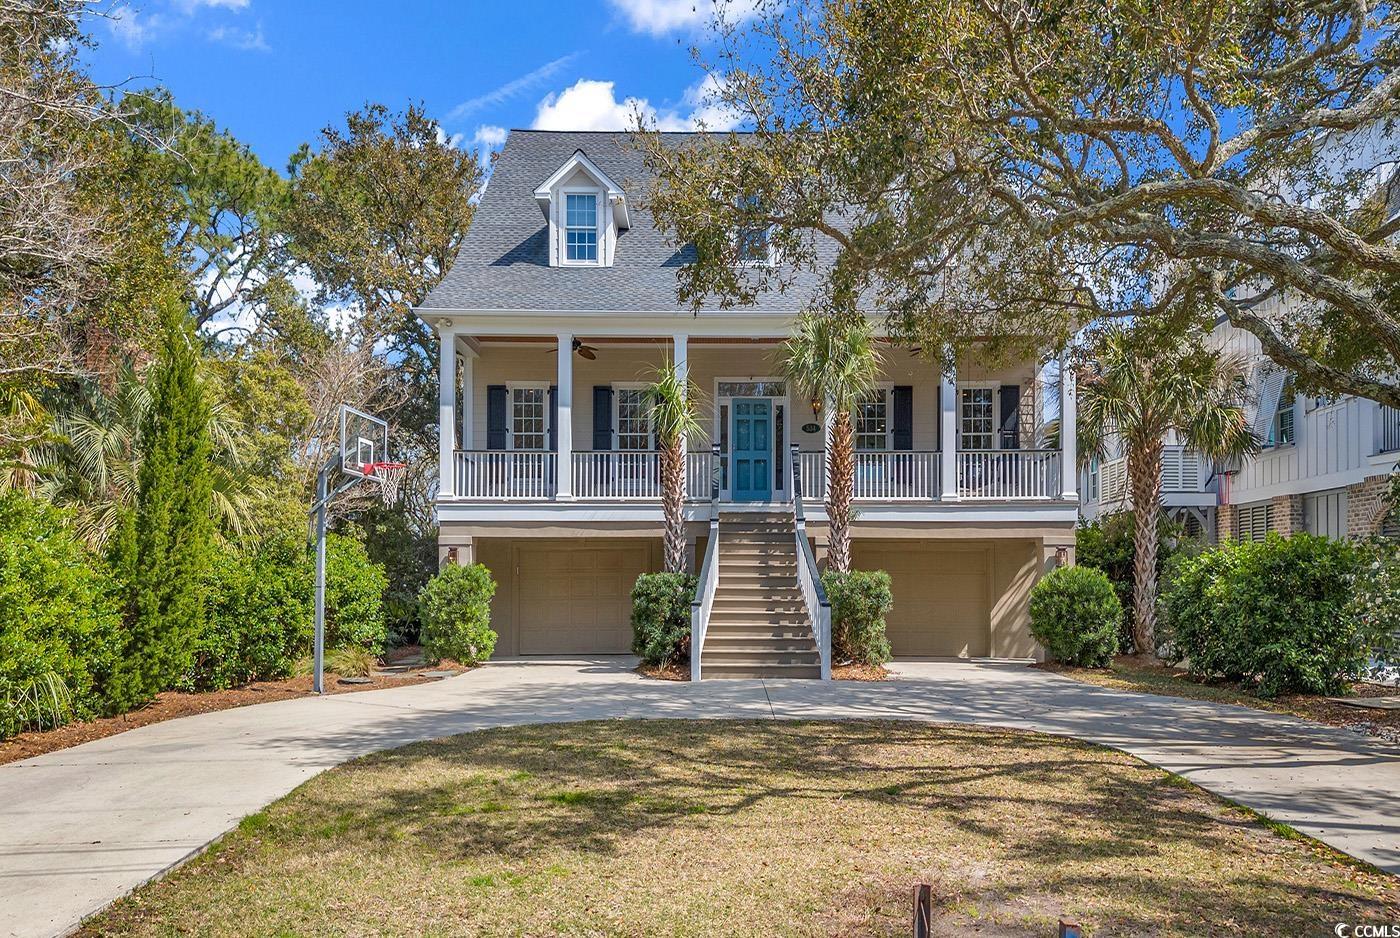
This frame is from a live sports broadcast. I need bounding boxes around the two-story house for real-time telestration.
[416,130,1079,678]
[1080,312,1400,541]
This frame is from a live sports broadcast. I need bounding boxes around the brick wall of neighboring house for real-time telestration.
[1346,474,1392,537]
[1216,503,1237,543]
[1270,494,1304,536]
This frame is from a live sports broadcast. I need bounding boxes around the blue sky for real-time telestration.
[84,0,747,172]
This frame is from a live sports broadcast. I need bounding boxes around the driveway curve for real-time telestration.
[2,658,1396,938]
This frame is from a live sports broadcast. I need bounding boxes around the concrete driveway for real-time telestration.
[2,658,1397,938]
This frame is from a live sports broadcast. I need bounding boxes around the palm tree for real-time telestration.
[1078,324,1257,659]
[780,312,883,572]
[35,366,258,549]
[645,360,702,573]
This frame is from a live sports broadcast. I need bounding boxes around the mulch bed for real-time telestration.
[636,663,689,681]
[0,669,452,767]
[833,662,891,681]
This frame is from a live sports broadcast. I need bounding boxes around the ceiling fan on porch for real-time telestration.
[547,337,598,360]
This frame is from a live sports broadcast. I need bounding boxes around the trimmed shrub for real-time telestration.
[1028,565,1122,667]
[324,533,389,653]
[418,563,498,665]
[631,572,698,667]
[189,534,311,691]
[822,570,893,666]
[0,493,121,738]
[1159,534,1366,697]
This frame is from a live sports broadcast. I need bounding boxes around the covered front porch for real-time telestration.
[434,329,1078,508]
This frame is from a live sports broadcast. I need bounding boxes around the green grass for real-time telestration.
[80,720,1398,937]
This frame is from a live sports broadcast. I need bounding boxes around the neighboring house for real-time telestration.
[415,130,1079,677]
[1080,313,1400,542]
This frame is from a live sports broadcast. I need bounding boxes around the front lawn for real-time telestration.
[82,720,1396,936]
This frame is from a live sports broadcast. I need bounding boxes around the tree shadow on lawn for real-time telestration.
[241,719,1395,934]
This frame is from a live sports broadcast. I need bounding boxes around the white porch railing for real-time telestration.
[1382,406,1400,454]
[854,451,941,500]
[957,450,1060,500]
[685,450,711,500]
[454,451,557,499]
[572,451,661,499]
[800,451,826,499]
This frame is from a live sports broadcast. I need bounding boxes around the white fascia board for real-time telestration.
[437,500,1079,526]
[420,311,806,338]
[533,150,629,228]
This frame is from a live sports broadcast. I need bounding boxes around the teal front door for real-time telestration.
[731,398,772,501]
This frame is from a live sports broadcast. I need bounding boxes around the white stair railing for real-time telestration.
[790,443,831,680]
[690,443,721,682]
[799,450,826,499]
[685,450,711,500]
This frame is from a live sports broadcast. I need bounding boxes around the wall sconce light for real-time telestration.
[1055,546,1069,567]
[810,398,823,417]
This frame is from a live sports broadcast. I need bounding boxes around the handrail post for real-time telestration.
[790,443,831,680]
[690,442,723,682]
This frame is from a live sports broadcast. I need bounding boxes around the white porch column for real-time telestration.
[674,332,689,467]
[555,331,573,498]
[939,359,959,501]
[437,323,456,498]
[458,339,475,451]
[1059,352,1078,500]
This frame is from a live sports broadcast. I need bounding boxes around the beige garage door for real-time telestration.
[854,543,991,657]
[516,543,649,654]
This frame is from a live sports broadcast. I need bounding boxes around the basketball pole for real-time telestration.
[311,455,334,695]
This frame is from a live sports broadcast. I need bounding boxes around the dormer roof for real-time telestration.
[533,149,630,229]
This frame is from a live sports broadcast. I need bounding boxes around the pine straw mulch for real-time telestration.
[0,668,454,767]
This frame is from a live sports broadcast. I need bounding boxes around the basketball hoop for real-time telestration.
[363,461,407,506]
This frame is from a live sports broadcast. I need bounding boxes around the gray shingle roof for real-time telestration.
[418,130,823,314]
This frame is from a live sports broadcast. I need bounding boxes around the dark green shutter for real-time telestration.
[999,385,1021,449]
[893,386,913,450]
[486,385,507,450]
[593,386,613,450]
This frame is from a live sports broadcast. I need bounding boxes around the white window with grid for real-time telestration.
[564,192,598,263]
[615,387,653,451]
[510,386,548,451]
[959,387,995,450]
[855,389,890,451]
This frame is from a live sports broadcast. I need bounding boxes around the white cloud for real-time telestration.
[207,23,268,52]
[105,0,259,51]
[473,125,508,149]
[607,0,761,37]
[173,0,249,10]
[531,77,743,132]
[448,54,580,122]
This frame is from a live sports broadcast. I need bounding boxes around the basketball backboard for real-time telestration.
[339,404,389,478]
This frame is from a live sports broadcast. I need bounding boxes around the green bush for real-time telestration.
[418,563,498,665]
[1076,511,1197,653]
[0,493,121,738]
[324,533,389,653]
[1159,534,1367,697]
[822,570,893,666]
[631,572,698,667]
[1349,540,1400,678]
[1028,565,1122,667]
[189,534,312,690]
[344,508,437,647]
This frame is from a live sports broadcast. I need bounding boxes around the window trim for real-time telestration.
[611,382,655,451]
[854,383,894,452]
[1266,379,1297,449]
[506,382,551,452]
[958,383,999,451]
[559,186,603,267]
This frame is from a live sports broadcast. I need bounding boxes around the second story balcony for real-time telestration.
[432,329,1079,521]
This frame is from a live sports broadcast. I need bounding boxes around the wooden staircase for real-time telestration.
[700,512,822,679]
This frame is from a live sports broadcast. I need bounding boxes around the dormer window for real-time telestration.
[565,192,599,263]
[534,149,629,268]
[735,194,773,266]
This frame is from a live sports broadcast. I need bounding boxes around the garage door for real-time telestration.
[516,543,649,654]
[853,544,991,657]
